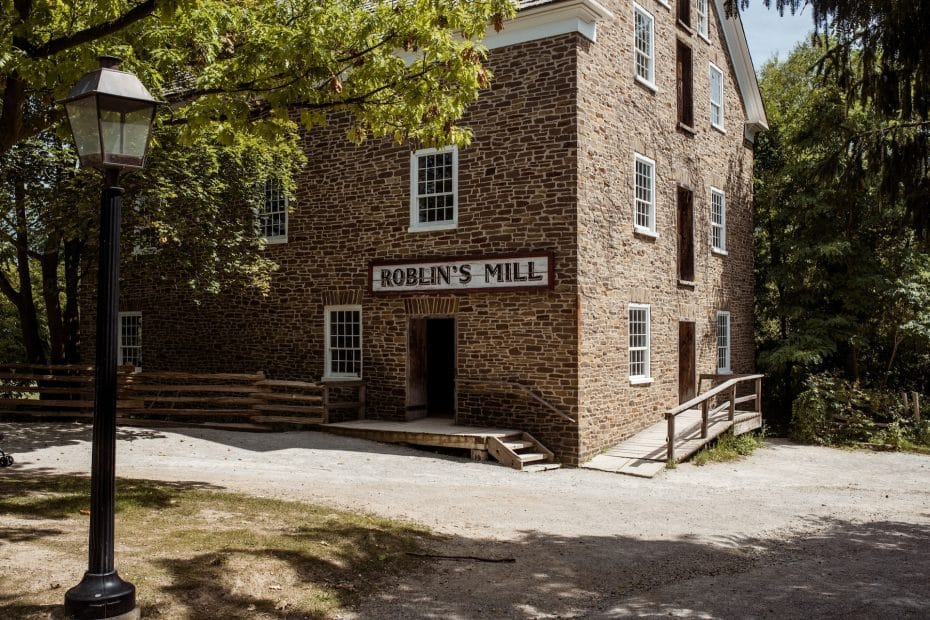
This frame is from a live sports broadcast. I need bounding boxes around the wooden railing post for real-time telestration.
[667,414,676,465]
[701,400,709,438]
[321,384,330,423]
[754,377,762,415]
[728,385,736,421]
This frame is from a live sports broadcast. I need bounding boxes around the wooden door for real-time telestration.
[679,321,696,403]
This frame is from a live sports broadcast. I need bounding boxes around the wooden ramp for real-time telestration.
[321,417,559,471]
[583,374,764,478]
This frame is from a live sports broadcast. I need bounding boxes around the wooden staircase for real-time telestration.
[487,432,559,471]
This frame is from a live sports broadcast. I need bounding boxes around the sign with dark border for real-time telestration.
[370,252,554,294]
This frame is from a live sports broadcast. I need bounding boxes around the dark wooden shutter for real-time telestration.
[677,186,694,281]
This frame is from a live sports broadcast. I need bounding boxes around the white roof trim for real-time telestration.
[485,0,614,49]
[713,0,768,140]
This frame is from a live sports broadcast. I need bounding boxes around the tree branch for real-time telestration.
[13,0,157,58]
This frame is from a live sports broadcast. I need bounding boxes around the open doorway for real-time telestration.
[407,317,456,419]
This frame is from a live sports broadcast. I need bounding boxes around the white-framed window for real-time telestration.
[634,153,656,234]
[324,305,362,379]
[259,178,288,243]
[633,4,656,90]
[132,224,159,256]
[628,304,652,383]
[696,0,709,39]
[709,63,725,131]
[710,187,726,253]
[410,145,458,232]
[716,311,731,373]
[119,312,142,370]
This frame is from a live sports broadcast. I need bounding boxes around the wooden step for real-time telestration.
[502,440,535,450]
[517,452,548,464]
[486,432,557,471]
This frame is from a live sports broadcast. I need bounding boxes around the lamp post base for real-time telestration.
[64,571,136,619]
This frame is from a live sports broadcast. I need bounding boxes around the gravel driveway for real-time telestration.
[3,422,929,618]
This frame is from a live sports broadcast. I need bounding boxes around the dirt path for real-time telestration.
[3,422,929,618]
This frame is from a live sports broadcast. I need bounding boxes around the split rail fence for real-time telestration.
[0,364,364,429]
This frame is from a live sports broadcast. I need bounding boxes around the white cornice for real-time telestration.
[713,0,769,141]
[484,0,615,49]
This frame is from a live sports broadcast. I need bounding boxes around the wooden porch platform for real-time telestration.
[321,417,522,451]
[582,408,762,478]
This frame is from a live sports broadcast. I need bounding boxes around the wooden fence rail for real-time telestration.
[0,364,365,428]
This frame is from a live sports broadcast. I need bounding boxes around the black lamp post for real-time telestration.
[60,56,160,620]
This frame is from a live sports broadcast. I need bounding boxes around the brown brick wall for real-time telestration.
[574,0,755,462]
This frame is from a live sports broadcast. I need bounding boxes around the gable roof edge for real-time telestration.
[713,0,768,140]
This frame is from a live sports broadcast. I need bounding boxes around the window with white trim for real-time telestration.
[634,153,656,234]
[324,306,362,379]
[119,312,142,370]
[629,304,652,382]
[410,146,458,231]
[709,63,725,130]
[710,187,726,252]
[633,4,655,89]
[696,0,709,39]
[260,178,288,242]
[716,311,731,373]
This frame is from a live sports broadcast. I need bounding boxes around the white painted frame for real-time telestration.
[716,310,731,373]
[409,145,458,233]
[709,62,725,131]
[710,187,727,254]
[696,0,709,41]
[629,304,653,384]
[633,153,657,235]
[633,4,657,91]
[118,311,142,371]
[324,305,363,380]
[259,178,288,244]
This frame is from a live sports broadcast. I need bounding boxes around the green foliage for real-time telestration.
[790,374,928,451]
[691,430,766,466]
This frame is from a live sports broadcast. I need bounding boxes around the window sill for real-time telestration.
[697,31,710,44]
[322,376,363,383]
[656,0,671,9]
[676,20,694,35]
[677,122,696,136]
[634,76,658,94]
[711,123,726,135]
[630,377,655,386]
[634,227,658,240]
[262,236,288,246]
[408,222,458,233]
[716,369,732,376]
[677,279,696,288]
[712,247,728,256]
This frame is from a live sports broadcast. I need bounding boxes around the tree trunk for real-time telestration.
[63,238,83,363]
[42,242,65,364]
[13,175,46,364]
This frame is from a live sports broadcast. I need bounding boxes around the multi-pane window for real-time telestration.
[132,224,159,256]
[629,304,652,382]
[260,178,288,242]
[119,312,142,370]
[711,187,726,252]
[716,311,731,373]
[633,4,655,88]
[325,306,362,379]
[710,63,725,130]
[410,146,458,231]
[696,0,709,38]
[634,153,656,234]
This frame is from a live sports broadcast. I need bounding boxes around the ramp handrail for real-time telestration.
[665,374,763,464]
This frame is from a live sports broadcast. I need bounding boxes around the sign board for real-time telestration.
[371,253,553,294]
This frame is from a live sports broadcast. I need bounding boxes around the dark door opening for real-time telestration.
[679,321,696,403]
[407,317,456,419]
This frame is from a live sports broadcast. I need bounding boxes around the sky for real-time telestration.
[738,2,814,70]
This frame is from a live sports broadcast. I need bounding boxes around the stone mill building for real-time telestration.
[90,0,768,466]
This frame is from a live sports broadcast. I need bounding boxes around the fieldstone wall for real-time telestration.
[574,0,756,462]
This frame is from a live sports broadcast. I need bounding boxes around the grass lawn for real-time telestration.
[0,471,430,619]
[691,431,766,466]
